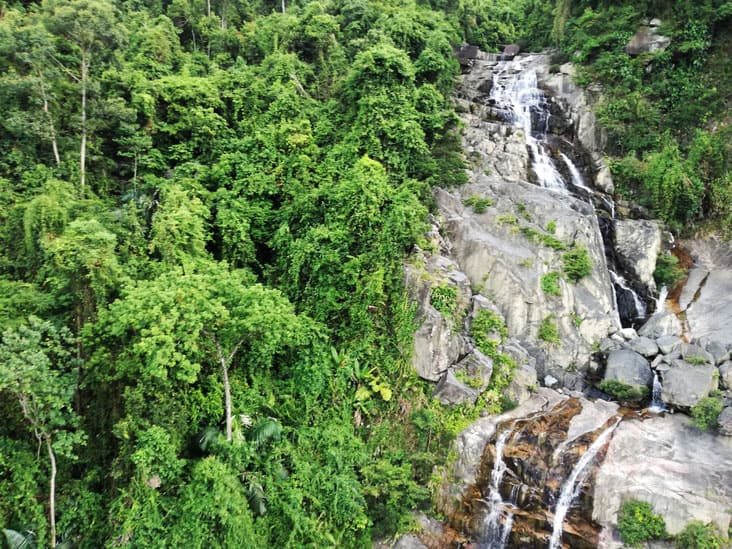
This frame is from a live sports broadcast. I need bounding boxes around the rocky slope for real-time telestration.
[404,47,732,548]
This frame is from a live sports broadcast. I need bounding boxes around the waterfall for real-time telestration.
[548,419,621,549]
[648,372,665,413]
[655,285,668,314]
[490,63,566,191]
[560,153,593,194]
[480,422,517,548]
[609,270,647,323]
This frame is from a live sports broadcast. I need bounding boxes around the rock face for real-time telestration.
[603,349,652,393]
[593,415,732,538]
[625,19,672,55]
[638,312,683,339]
[718,407,732,437]
[434,370,479,406]
[405,254,471,381]
[614,219,662,294]
[682,239,732,347]
[660,361,718,409]
[541,61,612,194]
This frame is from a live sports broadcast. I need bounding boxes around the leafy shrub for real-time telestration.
[430,284,458,318]
[562,245,592,282]
[654,252,686,287]
[617,500,667,547]
[519,226,566,250]
[538,315,560,344]
[463,195,493,213]
[598,379,648,401]
[471,309,508,355]
[541,272,562,296]
[676,521,723,549]
[691,397,723,430]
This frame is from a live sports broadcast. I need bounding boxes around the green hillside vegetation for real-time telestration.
[1,0,731,546]
[546,0,732,234]
[0,0,539,545]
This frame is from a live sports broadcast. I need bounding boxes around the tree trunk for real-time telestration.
[45,434,57,548]
[281,0,285,13]
[80,50,88,190]
[38,70,61,166]
[220,353,232,441]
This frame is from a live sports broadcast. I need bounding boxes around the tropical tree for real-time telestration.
[0,317,85,547]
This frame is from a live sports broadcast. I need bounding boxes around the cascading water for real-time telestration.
[609,270,647,323]
[490,63,566,191]
[560,152,593,195]
[648,372,666,413]
[548,419,622,549]
[480,422,517,548]
[655,285,668,314]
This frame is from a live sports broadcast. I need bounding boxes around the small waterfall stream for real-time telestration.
[548,418,622,549]
[480,422,517,548]
[489,62,566,191]
[609,270,647,323]
[648,372,666,413]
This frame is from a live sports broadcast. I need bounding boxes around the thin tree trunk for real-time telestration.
[80,50,88,190]
[220,354,232,441]
[45,434,57,548]
[207,0,211,17]
[37,70,61,166]
[281,0,285,13]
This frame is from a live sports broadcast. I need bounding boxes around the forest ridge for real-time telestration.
[1,0,731,547]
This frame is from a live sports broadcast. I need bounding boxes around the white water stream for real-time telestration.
[548,419,621,549]
[490,63,567,191]
[481,422,517,548]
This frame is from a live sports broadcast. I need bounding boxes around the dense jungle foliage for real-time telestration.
[0,0,731,546]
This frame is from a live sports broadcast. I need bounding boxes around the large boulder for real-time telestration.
[603,349,653,393]
[718,407,732,436]
[433,370,479,406]
[453,349,494,392]
[638,312,683,339]
[719,361,732,390]
[614,219,662,293]
[682,239,732,347]
[660,360,718,409]
[405,255,472,381]
[624,20,671,55]
[629,336,659,358]
[593,414,732,537]
[410,307,466,381]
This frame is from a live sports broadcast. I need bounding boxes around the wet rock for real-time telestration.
[719,362,732,390]
[718,407,732,436]
[660,361,718,409]
[437,388,568,518]
[593,414,732,536]
[604,349,652,392]
[638,312,683,339]
[656,335,681,355]
[614,219,662,293]
[434,370,479,406]
[625,21,671,55]
[629,336,659,358]
[454,349,494,392]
